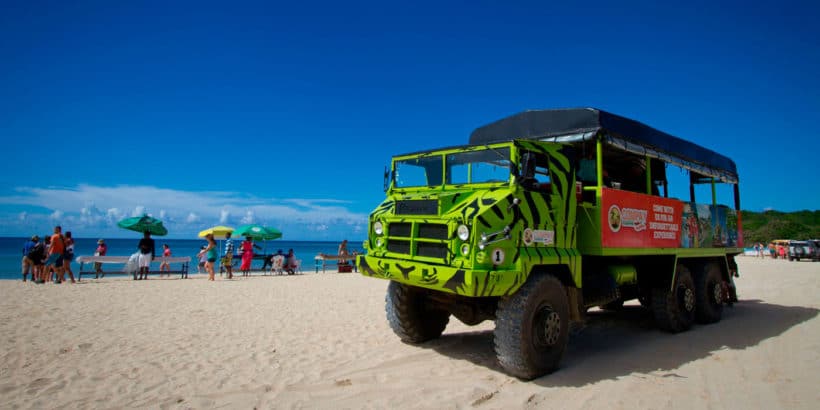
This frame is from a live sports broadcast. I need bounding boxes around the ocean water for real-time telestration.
[0,237,354,280]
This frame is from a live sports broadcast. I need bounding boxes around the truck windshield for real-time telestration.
[394,147,511,188]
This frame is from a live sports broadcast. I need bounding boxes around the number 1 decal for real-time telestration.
[491,248,505,265]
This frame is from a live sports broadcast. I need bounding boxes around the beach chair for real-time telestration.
[271,255,284,275]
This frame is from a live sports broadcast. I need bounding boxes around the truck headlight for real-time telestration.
[457,224,470,241]
[460,243,470,256]
[373,221,384,235]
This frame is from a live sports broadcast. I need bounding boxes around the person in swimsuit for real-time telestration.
[159,244,171,277]
[198,234,217,281]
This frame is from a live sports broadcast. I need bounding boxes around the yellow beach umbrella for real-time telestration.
[198,225,234,239]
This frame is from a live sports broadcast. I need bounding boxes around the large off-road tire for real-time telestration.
[694,262,724,324]
[494,274,569,380]
[652,264,696,333]
[386,281,450,343]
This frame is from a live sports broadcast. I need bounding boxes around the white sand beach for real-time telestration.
[1,257,818,409]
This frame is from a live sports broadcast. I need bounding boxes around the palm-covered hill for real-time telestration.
[741,210,820,244]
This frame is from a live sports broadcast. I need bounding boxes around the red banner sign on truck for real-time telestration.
[601,188,683,248]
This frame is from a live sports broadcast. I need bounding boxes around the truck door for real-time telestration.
[518,149,570,248]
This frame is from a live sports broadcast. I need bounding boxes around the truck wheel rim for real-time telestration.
[681,286,695,312]
[712,283,723,305]
[535,306,561,347]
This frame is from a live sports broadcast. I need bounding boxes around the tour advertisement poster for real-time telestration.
[601,188,683,248]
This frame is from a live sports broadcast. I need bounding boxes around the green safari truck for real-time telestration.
[357,108,742,379]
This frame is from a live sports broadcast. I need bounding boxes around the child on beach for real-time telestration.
[159,244,171,277]
[94,239,107,278]
[197,246,207,273]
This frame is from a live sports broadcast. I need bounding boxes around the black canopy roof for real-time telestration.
[469,108,738,182]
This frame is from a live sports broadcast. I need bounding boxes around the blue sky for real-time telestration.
[1,0,818,240]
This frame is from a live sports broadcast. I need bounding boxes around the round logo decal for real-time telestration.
[522,228,534,246]
[608,205,622,232]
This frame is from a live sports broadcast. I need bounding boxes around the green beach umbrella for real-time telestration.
[233,224,282,240]
[117,215,168,236]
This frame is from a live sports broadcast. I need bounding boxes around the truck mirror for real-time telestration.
[518,152,534,181]
[383,166,390,192]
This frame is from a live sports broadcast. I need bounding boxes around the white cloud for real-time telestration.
[0,184,368,239]
[240,210,254,224]
[132,206,147,217]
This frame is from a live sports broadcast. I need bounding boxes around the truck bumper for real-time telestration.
[357,254,526,297]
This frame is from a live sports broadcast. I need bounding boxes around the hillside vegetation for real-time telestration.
[741,210,820,244]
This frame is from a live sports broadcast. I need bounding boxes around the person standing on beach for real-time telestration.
[61,231,76,283]
[45,226,65,283]
[198,234,217,281]
[30,237,46,283]
[137,231,155,280]
[223,232,234,279]
[21,235,38,282]
[94,239,107,278]
[39,235,52,282]
[159,244,171,277]
[239,236,254,276]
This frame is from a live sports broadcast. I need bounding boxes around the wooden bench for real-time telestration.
[75,255,192,281]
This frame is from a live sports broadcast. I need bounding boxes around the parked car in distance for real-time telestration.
[788,240,815,261]
[806,240,820,261]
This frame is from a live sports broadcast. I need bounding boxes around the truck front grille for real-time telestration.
[385,221,451,262]
[417,242,448,259]
[418,223,448,240]
[387,239,411,255]
[388,222,412,237]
